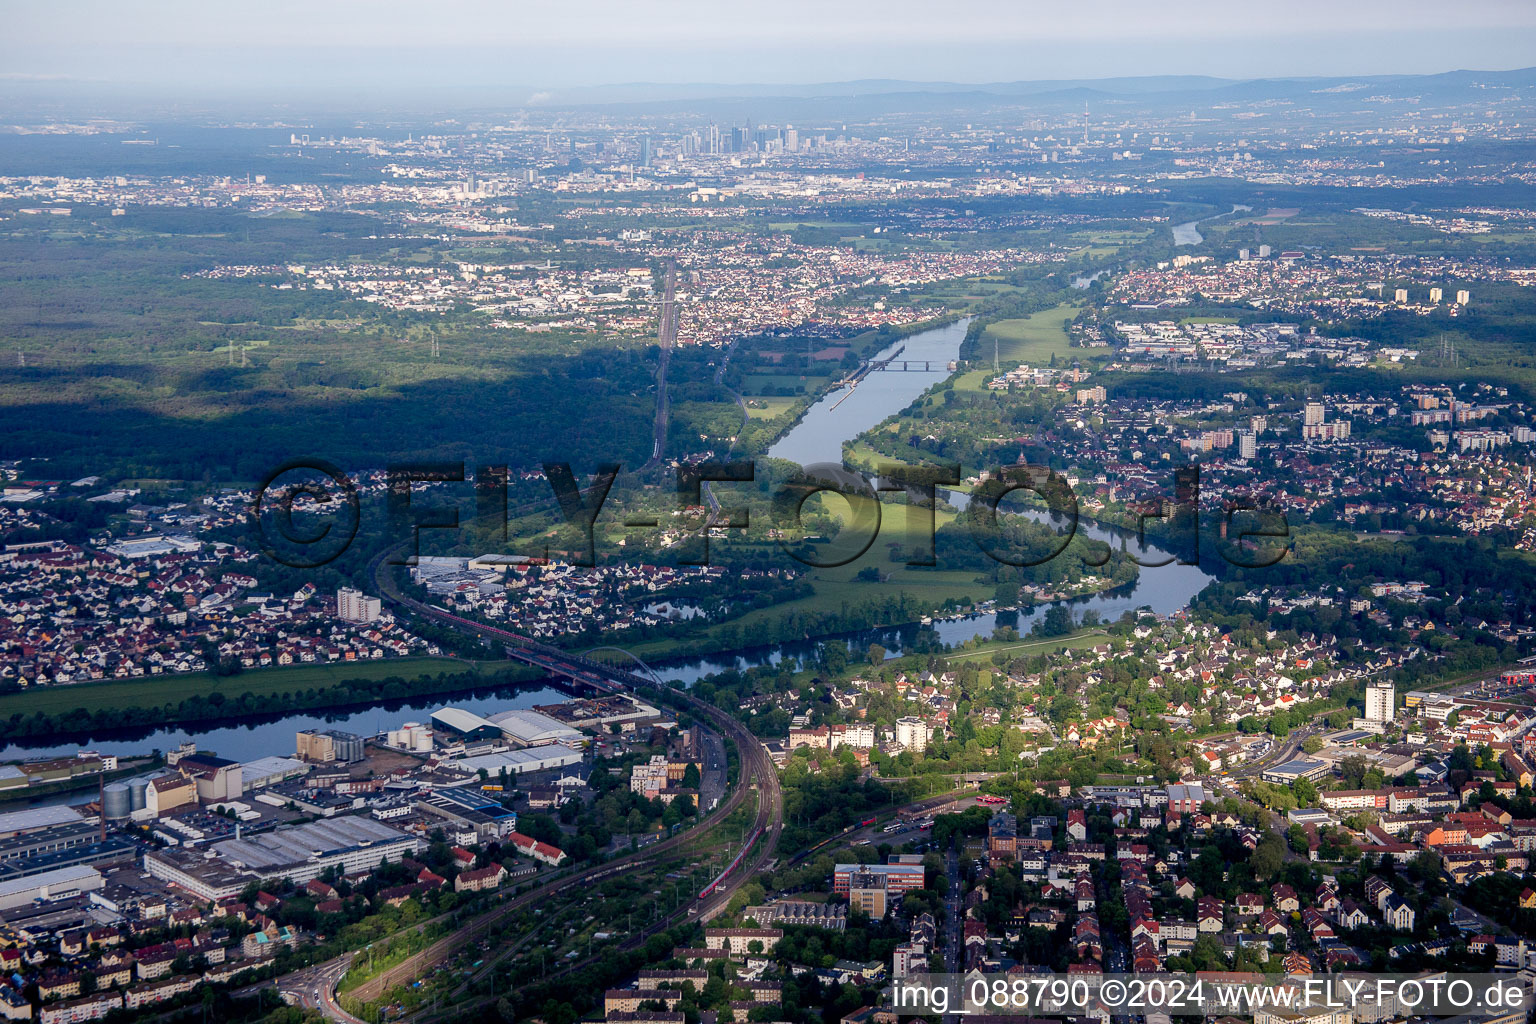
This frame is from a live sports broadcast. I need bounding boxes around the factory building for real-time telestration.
[0,838,137,881]
[0,821,102,864]
[146,775,197,817]
[385,722,434,753]
[0,806,94,840]
[0,865,104,911]
[295,730,366,764]
[175,754,243,803]
[452,747,583,777]
[146,816,418,900]
[239,756,311,790]
[429,708,504,745]
[485,709,583,748]
[414,790,518,844]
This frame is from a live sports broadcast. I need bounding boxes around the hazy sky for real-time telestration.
[5,0,1535,104]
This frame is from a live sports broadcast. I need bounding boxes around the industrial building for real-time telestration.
[142,847,261,903]
[295,730,366,764]
[0,865,104,911]
[0,805,92,840]
[429,708,504,745]
[175,754,243,802]
[146,816,418,900]
[146,775,197,817]
[533,694,660,732]
[239,756,311,790]
[0,821,102,863]
[385,722,434,753]
[485,709,583,748]
[452,747,582,777]
[414,789,518,843]
[1261,757,1332,785]
[0,838,137,881]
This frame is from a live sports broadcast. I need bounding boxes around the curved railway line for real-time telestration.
[274,547,785,1019]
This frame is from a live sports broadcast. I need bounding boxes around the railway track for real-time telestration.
[280,553,783,1019]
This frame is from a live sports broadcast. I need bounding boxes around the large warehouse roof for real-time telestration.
[0,805,86,838]
[241,756,309,786]
[213,817,412,873]
[487,709,583,747]
[430,707,502,738]
[0,865,102,908]
[454,747,582,776]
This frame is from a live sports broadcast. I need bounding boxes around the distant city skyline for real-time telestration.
[3,0,1535,107]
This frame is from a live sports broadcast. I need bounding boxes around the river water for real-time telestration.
[654,510,1213,688]
[1172,204,1253,246]
[3,318,1214,762]
[670,317,1215,682]
[0,685,572,765]
[767,318,972,467]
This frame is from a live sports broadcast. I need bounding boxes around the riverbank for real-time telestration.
[0,657,547,748]
[0,656,526,719]
[738,314,963,456]
[0,758,158,806]
[765,316,971,467]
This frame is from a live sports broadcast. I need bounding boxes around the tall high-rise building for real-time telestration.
[1258,244,1272,258]
[895,717,929,753]
[1364,681,1395,724]
[1304,402,1325,427]
[1456,289,1471,305]
[1429,287,1443,303]
[1250,414,1268,435]
[639,135,651,167]
[1239,431,1257,460]
[337,587,381,624]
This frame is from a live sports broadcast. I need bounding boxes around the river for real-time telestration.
[1172,204,1253,246]
[653,510,1213,687]
[767,318,971,467]
[2,318,1214,761]
[0,685,570,765]
[671,316,1215,681]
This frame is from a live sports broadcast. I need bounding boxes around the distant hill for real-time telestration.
[520,67,1536,116]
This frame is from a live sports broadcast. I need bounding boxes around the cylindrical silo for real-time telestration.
[128,778,149,811]
[103,783,131,820]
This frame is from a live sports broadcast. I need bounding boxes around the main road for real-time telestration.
[643,260,678,470]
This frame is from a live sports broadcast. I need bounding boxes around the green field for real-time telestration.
[744,397,800,420]
[742,373,823,395]
[945,628,1109,661]
[980,303,1080,365]
[0,656,535,718]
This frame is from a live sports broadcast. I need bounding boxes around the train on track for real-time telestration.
[698,827,763,900]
